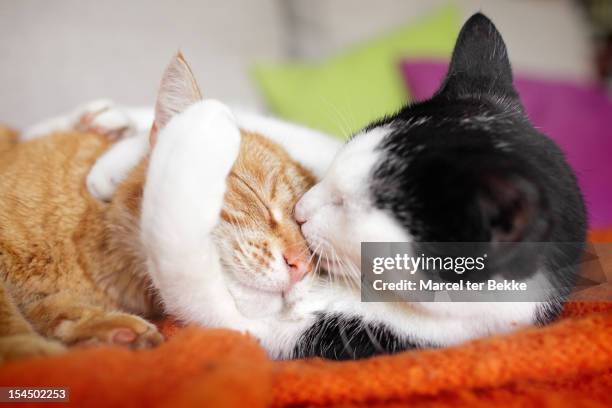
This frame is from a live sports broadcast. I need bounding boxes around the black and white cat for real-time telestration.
[26,13,586,360]
[290,13,586,358]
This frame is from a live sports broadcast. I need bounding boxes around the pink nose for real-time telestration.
[283,248,312,285]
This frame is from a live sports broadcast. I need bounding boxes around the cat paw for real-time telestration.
[87,141,131,201]
[57,312,163,350]
[74,99,136,141]
[87,131,150,202]
[145,99,241,232]
[161,99,240,163]
[0,334,66,363]
[86,165,118,202]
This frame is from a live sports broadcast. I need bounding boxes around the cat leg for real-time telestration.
[86,133,150,201]
[22,100,151,201]
[0,282,65,363]
[76,105,151,201]
[24,292,162,349]
[141,100,265,333]
[22,99,137,141]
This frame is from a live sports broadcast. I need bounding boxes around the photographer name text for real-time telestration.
[372,279,528,291]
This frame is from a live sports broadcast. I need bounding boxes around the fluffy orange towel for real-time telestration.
[1,232,611,407]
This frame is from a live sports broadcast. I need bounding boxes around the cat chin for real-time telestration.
[226,276,285,319]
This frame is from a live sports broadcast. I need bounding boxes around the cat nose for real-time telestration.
[283,248,311,285]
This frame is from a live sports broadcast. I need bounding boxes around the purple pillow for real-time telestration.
[400,60,612,229]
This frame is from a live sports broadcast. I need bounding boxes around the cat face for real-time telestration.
[215,131,316,294]
[296,14,569,293]
[151,54,316,307]
[295,127,410,280]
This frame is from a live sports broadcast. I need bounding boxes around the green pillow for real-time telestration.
[252,6,459,139]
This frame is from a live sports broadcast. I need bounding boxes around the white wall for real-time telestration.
[289,0,594,79]
[0,0,285,128]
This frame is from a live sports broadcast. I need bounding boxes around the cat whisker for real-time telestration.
[320,97,355,140]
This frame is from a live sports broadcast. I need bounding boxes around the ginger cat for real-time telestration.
[0,54,315,363]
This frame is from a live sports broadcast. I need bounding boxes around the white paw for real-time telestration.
[143,100,241,243]
[164,100,237,142]
[22,99,138,142]
[73,99,136,140]
[87,134,150,201]
[86,164,118,202]
[156,99,241,184]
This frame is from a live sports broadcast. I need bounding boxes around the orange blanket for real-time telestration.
[1,231,611,408]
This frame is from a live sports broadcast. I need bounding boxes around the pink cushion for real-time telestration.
[400,60,612,229]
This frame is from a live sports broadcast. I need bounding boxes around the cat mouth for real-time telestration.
[234,278,288,295]
[229,271,292,296]
[227,277,289,318]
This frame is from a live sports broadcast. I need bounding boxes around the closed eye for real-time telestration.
[230,171,273,219]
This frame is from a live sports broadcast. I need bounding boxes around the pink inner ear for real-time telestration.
[153,52,203,135]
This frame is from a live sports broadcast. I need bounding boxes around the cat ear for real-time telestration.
[150,52,203,145]
[437,13,517,99]
[478,170,549,244]
[476,170,552,281]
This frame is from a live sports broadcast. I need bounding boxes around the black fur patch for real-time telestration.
[367,13,585,307]
[290,13,586,360]
[292,314,422,360]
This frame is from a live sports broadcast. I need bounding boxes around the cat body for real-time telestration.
[6,13,586,362]
[0,128,162,361]
[0,55,330,361]
[91,14,585,360]
[289,14,586,357]
[27,107,530,360]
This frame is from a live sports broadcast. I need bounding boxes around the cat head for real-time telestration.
[214,131,316,296]
[295,14,553,281]
[153,53,315,298]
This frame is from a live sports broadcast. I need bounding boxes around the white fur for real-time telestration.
[234,110,342,179]
[85,107,153,201]
[296,127,411,275]
[23,100,341,202]
[139,114,541,358]
[86,134,150,200]
[22,100,153,201]
[22,99,136,141]
[140,99,267,333]
[289,125,541,355]
[238,282,538,358]
[26,99,541,359]
[85,108,341,199]
[37,104,342,201]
